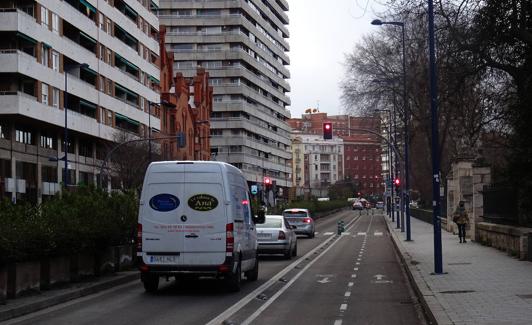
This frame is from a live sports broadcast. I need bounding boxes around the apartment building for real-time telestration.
[292,133,344,198]
[0,0,160,203]
[289,112,383,196]
[157,0,292,191]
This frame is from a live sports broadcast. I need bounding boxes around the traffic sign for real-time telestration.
[251,185,258,195]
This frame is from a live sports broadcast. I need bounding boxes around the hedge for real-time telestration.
[0,187,137,265]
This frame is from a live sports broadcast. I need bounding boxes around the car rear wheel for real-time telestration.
[142,273,159,293]
[225,261,242,292]
[292,243,298,257]
[284,246,293,260]
[245,255,259,281]
[309,230,315,238]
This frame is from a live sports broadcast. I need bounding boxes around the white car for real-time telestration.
[257,215,297,259]
[137,161,265,293]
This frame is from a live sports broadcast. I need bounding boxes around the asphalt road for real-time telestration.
[3,210,425,325]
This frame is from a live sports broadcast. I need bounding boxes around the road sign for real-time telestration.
[251,185,258,195]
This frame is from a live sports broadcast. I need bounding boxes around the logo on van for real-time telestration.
[188,194,218,211]
[149,194,180,212]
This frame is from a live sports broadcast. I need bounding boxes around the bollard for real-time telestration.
[337,220,345,235]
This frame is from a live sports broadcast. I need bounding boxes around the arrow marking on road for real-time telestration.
[374,274,386,281]
[317,277,331,284]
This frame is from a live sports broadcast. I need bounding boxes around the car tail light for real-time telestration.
[303,218,312,223]
[136,223,142,251]
[226,223,234,254]
[278,231,286,240]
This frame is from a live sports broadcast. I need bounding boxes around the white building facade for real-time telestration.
[157,0,292,190]
[0,0,160,203]
[292,134,344,198]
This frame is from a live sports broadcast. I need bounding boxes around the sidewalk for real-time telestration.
[387,215,532,325]
[0,271,139,322]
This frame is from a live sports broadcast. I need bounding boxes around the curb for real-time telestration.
[0,272,139,322]
[384,218,443,325]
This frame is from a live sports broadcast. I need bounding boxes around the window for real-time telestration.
[16,129,34,144]
[0,122,9,139]
[40,134,55,149]
[99,13,105,31]
[52,88,59,107]
[41,45,49,66]
[52,12,59,33]
[41,6,49,27]
[52,51,59,71]
[41,83,49,105]
[105,18,112,35]
[99,44,105,60]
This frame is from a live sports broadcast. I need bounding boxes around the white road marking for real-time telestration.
[374,231,383,236]
[341,232,351,235]
[351,274,357,278]
[334,320,343,325]
[354,267,359,271]
[348,282,354,287]
[315,232,319,235]
[357,258,361,261]
[345,291,351,297]
[237,216,363,325]
[356,262,360,265]
[323,232,335,236]
[340,304,348,311]
[357,232,366,236]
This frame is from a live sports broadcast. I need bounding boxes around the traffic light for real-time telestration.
[323,122,333,139]
[394,178,401,189]
[263,176,272,189]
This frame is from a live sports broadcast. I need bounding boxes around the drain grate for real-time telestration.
[517,294,532,299]
[448,262,472,265]
[440,290,475,294]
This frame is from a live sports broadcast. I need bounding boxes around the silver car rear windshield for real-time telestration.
[283,212,307,218]
[257,219,282,228]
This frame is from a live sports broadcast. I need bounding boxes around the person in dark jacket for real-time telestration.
[453,201,469,243]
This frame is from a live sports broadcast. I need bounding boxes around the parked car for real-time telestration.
[352,202,364,210]
[256,215,297,259]
[282,208,315,238]
[137,161,265,293]
[376,201,385,209]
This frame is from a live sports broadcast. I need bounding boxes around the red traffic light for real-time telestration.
[263,176,271,185]
[394,178,400,186]
[323,122,333,139]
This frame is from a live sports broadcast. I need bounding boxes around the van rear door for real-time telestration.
[181,164,227,266]
[141,164,185,265]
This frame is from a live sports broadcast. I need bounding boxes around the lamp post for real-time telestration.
[427,0,443,274]
[63,62,89,187]
[371,18,412,240]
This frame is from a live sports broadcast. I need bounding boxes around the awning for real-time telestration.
[115,83,138,98]
[79,99,97,109]
[80,0,96,13]
[115,113,140,126]
[148,75,160,84]
[16,32,37,44]
[150,1,159,11]
[80,31,97,44]
[42,42,52,48]
[81,66,97,76]
[115,54,139,71]
[124,4,138,18]
[115,25,138,44]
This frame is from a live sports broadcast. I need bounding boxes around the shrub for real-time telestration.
[0,187,138,265]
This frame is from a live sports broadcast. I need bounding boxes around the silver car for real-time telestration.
[282,208,315,238]
[257,215,298,259]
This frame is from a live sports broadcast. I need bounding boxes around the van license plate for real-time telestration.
[149,255,179,264]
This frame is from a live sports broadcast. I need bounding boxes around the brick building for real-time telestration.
[289,113,383,196]
[158,27,213,161]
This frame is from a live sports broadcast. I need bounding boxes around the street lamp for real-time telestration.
[371,18,412,240]
[63,62,89,187]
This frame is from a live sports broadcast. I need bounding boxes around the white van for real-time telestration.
[137,161,265,292]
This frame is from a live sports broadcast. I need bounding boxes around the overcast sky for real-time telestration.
[287,0,384,118]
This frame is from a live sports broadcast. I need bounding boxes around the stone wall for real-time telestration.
[476,222,532,260]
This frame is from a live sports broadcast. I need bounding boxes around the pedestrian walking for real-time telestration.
[453,201,469,243]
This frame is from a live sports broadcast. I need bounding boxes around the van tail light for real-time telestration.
[303,218,312,223]
[136,223,142,252]
[278,231,286,240]
[226,223,234,254]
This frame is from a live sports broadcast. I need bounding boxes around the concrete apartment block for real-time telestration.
[0,0,161,203]
[158,0,292,192]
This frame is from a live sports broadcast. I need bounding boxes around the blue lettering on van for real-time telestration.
[149,194,180,212]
